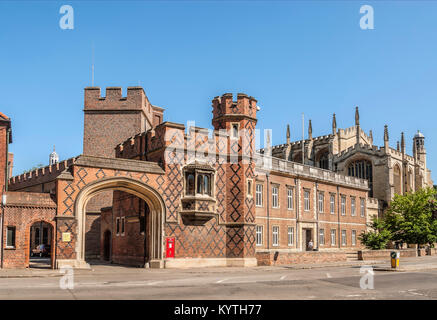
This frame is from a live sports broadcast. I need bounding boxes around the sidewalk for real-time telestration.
[372,255,437,272]
[1,255,436,278]
[0,268,62,278]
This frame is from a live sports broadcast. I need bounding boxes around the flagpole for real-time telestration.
[302,113,304,165]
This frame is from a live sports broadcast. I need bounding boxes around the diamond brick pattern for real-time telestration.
[96,168,106,179]
[215,163,226,223]
[166,221,226,258]
[76,167,88,190]
[56,220,77,259]
[62,182,75,215]
[229,163,242,222]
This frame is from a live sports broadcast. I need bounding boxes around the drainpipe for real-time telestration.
[295,178,299,250]
[5,128,10,191]
[1,192,6,268]
[337,186,341,249]
[315,183,319,250]
[266,172,270,249]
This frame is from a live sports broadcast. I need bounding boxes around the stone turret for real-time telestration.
[384,125,389,151]
[332,113,337,134]
[286,124,290,144]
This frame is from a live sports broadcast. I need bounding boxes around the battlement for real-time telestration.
[367,197,380,208]
[335,143,384,159]
[84,86,151,110]
[8,156,79,191]
[212,93,258,125]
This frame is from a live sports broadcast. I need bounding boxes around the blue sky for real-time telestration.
[0,1,436,180]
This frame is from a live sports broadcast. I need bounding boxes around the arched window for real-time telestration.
[393,164,401,195]
[318,152,329,170]
[186,173,195,195]
[203,175,210,195]
[347,159,373,197]
[197,174,204,194]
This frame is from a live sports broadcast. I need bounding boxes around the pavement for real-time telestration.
[0,255,436,299]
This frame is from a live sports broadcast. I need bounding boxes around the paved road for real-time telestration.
[1,262,437,299]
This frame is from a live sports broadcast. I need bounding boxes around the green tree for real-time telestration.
[359,216,392,250]
[385,187,437,249]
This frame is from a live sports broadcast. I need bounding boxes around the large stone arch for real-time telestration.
[59,176,165,269]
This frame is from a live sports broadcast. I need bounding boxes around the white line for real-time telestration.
[216,278,228,284]
[280,275,286,280]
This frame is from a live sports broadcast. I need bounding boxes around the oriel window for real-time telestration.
[184,168,213,197]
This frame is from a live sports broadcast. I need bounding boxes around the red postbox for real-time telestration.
[166,237,175,258]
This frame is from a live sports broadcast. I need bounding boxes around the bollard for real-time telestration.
[391,251,400,268]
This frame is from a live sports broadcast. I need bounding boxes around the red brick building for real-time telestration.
[0,87,368,269]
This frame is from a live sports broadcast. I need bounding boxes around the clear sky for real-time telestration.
[1,1,436,180]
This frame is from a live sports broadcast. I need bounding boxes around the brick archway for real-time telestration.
[24,219,55,268]
[56,176,166,269]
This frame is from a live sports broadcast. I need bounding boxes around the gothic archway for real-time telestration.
[72,177,165,268]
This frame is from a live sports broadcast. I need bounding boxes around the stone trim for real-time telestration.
[74,155,165,174]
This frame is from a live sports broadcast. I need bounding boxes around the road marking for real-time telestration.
[146,281,161,286]
[280,275,286,280]
[216,278,228,283]
[326,273,332,278]
[346,294,362,297]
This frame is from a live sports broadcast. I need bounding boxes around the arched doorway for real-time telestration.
[72,177,165,269]
[28,221,54,269]
[103,230,111,261]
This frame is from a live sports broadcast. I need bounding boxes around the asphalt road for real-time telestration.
[1,263,437,299]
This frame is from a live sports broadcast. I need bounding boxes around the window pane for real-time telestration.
[256,184,263,207]
[186,173,195,195]
[204,175,210,195]
[288,227,294,246]
[319,229,325,245]
[7,227,15,247]
[197,174,203,194]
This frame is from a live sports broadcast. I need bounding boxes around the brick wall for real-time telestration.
[256,251,348,266]
[1,192,57,268]
[109,191,146,266]
[255,170,367,252]
[358,249,417,261]
[84,212,101,259]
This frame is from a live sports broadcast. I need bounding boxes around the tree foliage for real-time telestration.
[385,187,437,248]
[360,188,437,250]
[359,216,392,250]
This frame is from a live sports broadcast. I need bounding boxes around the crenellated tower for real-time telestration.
[83,87,164,158]
[211,93,258,263]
